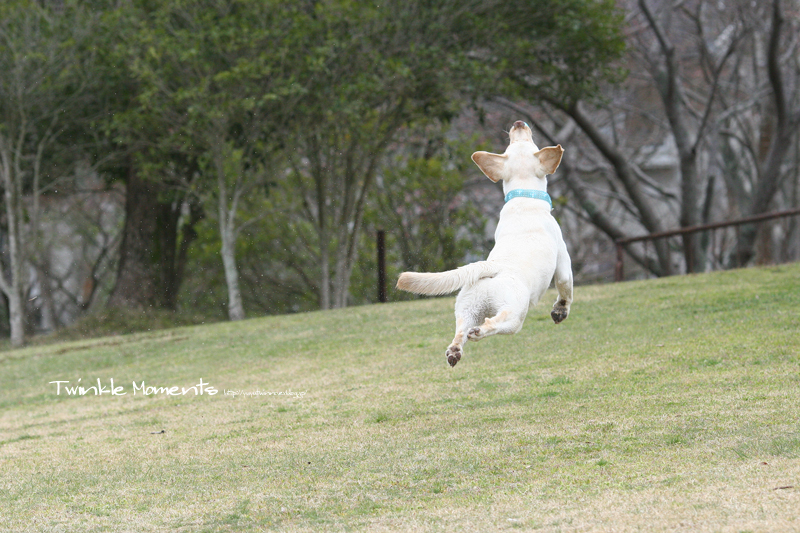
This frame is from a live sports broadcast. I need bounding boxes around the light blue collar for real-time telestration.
[504,189,552,208]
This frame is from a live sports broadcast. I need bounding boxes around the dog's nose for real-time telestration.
[513,120,528,129]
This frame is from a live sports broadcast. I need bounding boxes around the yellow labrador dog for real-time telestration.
[397,121,573,367]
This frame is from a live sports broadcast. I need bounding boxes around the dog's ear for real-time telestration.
[471,151,507,183]
[534,145,564,175]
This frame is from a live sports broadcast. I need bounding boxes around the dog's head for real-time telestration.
[471,121,563,184]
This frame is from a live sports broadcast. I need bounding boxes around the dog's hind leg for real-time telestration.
[446,314,478,367]
[467,309,524,341]
[551,241,573,324]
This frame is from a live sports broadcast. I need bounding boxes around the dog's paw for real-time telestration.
[446,345,462,367]
[467,327,484,341]
[551,305,569,324]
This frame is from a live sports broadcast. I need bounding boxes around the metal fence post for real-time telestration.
[615,242,624,282]
[377,230,387,303]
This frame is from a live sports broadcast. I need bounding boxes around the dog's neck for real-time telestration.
[503,177,547,196]
[504,189,552,208]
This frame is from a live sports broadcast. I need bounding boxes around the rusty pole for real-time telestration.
[377,230,387,303]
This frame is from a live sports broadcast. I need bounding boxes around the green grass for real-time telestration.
[6,307,212,349]
[2,264,800,532]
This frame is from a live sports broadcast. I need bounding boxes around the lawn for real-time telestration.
[1,264,799,532]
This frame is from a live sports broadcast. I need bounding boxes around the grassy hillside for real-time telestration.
[1,264,799,532]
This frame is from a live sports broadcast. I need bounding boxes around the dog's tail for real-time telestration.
[396,261,500,296]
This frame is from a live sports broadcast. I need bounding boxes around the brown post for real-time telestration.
[685,233,695,274]
[615,242,624,282]
[377,230,387,303]
[710,229,716,269]
[735,225,741,268]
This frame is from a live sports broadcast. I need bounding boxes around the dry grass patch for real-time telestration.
[1,265,799,531]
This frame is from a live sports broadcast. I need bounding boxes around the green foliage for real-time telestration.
[275,1,480,307]
[177,132,491,313]
[464,0,627,106]
[353,133,492,304]
[93,0,626,315]
[179,193,323,316]
[379,154,487,273]
[107,0,301,172]
[46,307,207,342]
[0,0,98,189]
[1,0,630,329]
[174,218,231,319]
[287,1,463,126]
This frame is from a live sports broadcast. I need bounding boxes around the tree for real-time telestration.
[493,0,800,277]
[719,0,800,264]
[253,0,634,308]
[282,1,475,309]
[0,1,95,345]
[463,0,681,277]
[635,0,739,272]
[83,2,206,313]
[120,0,304,320]
[371,132,490,282]
[480,0,677,275]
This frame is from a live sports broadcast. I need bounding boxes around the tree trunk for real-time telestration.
[107,165,160,310]
[1,221,24,347]
[331,173,372,308]
[332,248,349,309]
[332,215,352,309]
[35,263,58,331]
[156,197,201,310]
[7,289,23,347]
[158,200,180,310]
[678,156,704,273]
[566,101,673,275]
[638,0,711,274]
[219,223,245,321]
[108,167,200,311]
[211,135,247,321]
[172,200,203,307]
[319,242,331,310]
[0,139,25,347]
[736,0,800,265]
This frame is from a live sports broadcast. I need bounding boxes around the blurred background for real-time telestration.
[1,0,798,346]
